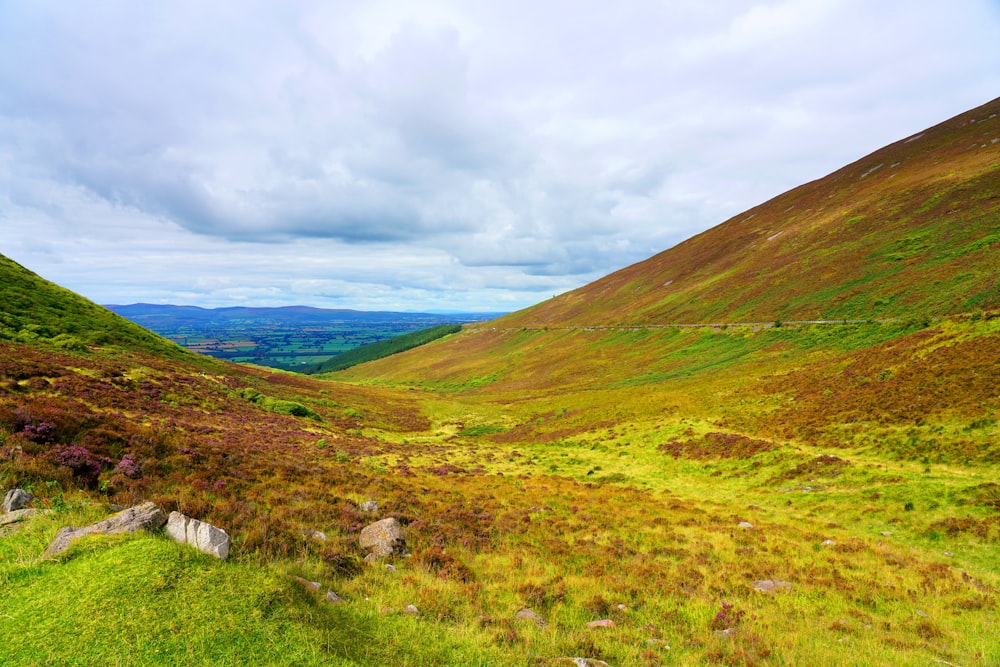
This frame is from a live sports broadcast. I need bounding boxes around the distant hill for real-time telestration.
[0,254,186,358]
[107,303,504,327]
[500,96,1000,327]
[107,303,503,369]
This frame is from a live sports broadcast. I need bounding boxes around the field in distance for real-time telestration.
[107,304,504,369]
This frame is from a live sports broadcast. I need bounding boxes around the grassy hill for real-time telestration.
[0,254,188,359]
[2,97,1000,666]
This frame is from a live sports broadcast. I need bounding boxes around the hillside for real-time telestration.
[3,97,1000,666]
[500,95,1000,327]
[0,254,188,359]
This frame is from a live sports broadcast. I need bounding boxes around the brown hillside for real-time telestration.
[503,96,1000,327]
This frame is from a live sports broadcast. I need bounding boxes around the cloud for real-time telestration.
[1,1,999,311]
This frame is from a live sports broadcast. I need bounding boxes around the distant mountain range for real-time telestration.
[106,303,505,326]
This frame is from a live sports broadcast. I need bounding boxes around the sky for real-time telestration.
[1,1,999,313]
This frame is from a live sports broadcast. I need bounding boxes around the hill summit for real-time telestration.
[503,96,1000,328]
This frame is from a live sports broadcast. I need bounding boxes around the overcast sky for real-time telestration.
[1,1,998,313]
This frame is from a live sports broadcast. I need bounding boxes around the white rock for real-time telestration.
[165,511,231,560]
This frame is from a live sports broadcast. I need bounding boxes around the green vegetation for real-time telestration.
[306,324,463,374]
[109,304,491,370]
[2,98,1000,665]
[0,255,186,359]
[233,387,323,421]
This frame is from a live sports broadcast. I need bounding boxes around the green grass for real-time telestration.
[0,508,507,666]
[0,254,187,359]
[308,324,463,374]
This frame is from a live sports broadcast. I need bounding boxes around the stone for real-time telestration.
[822,539,836,546]
[880,531,892,537]
[403,604,420,615]
[290,576,322,591]
[3,489,34,513]
[752,579,793,594]
[515,608,547,627]
[358,500,379,513]
[586,619,616,629]
[0,508,43,527]
[715,627,738,638]
[304,529,328,542]
[385,564,397,573]
[557,659,611,667]
[737,521,754,529]
[165,511,231,560]
[359,517,407,560]
[44,501,166,557]
[326,590,343,604]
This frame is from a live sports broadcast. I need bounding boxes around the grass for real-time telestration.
[2,99,1000,665]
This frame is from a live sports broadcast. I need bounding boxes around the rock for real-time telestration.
[737,521,754,529]
[880,531,892,537]
[359,517,407,561]
[715,627,738,638]
[304,529,328,542]
[557,659,611,667]
[0,508,44,527]
[358,500,379,513]
[752,579,793,594]
[821,539,836,546]
[515,608,547,627]
[586,619,616,629]
[616,603,628,612]
[290,576,322,591]
[403,604,420,616]
[44,501,166,557]
[325,590,343,604]
[165,511,231,560]
[3,489,33,513]
[385,564,397,573]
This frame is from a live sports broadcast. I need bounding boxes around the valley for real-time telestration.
[1,97,998,666]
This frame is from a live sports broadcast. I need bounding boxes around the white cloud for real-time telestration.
[1,0,999,312]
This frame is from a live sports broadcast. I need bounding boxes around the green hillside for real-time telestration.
[305,324,463,374]
[0,254,187,359]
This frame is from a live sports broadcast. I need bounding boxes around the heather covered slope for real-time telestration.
[501,96,1000,328]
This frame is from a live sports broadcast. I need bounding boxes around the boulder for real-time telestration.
[586,619,616,629]
[515,607,547,627]
[404,604,420,615]
[1,508,43,527]
[358,500,379,513]
[44,501,166,557]
[359,517,407,561]
[3,489,34,513]
[737,521,754,529]
[326,590,343,604]
[752,579,792,594]
[165,511,231,560]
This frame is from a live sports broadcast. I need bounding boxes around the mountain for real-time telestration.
[3,98,1000,666]
[501,96,1000,327]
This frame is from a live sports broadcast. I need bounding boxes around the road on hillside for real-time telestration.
[466,317,912,333]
